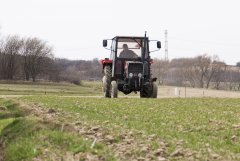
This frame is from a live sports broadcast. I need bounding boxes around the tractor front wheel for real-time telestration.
[111,81,118,98]
[102,65,111,98]
[151,82,158,98]
[140,82,158,98]
[140,90,150,98]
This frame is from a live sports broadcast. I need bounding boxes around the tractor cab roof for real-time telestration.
[113,36,149,41]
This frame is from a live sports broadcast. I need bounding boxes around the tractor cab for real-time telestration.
[100,33,161,98]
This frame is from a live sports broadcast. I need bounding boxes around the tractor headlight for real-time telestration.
[138,73,142,78]
[129,73,133,78]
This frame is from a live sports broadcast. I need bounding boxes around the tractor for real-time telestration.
[100,32,161,98]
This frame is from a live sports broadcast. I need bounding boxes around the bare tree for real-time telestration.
[21,38,53,82]
[192,54,211,88]
[168,55,225,89]
[211,64,226,90]
[226,67,240,91]
[152,59,169,85]
[236,69,240,91]
[181,58,198,87]
[205,55,226,89]
[0,35,22,79]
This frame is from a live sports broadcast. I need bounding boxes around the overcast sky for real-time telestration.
[0,0,239,65]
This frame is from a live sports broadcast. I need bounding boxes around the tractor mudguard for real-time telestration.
[152,77,157,82]
[99,59,113,74]
[99,59,113,67]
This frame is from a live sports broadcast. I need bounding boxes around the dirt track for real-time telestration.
[1,86,240,99]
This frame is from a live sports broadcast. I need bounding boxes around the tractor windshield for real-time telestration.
[117,38,144,59]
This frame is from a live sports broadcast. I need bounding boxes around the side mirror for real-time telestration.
[157,41,161,49]
[103,40,107,47]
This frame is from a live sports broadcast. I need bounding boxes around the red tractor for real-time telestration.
[100,32,161,98]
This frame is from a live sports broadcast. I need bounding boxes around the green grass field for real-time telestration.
[0,99,114,161]
[18,96,240,160]
[1,82,240,160]
[0,81,102,96]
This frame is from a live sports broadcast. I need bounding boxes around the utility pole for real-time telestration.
[165,30,168,61]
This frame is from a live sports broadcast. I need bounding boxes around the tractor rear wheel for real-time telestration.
[140,90,150,98]
[102,65,111,98]
[111,81,118,98]
[151,82,158,98]
[140,82,158,98]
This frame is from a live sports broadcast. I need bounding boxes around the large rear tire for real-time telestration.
[140,82,158,98]
[102,66,111,98]
[140,90,149,98]
[151,82,158,98]
[111,81,118,98]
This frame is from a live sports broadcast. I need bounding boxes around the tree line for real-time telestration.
[1,33,239,90]
[0,35,53,81]
[152,55,240,90]
[0,35,101,84]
